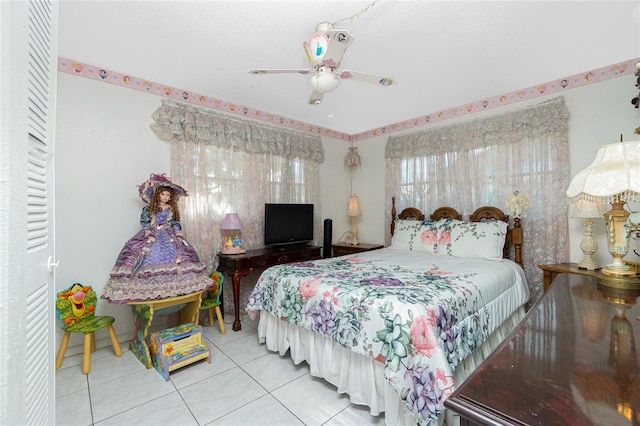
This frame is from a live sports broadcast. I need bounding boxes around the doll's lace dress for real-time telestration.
[102,208,211,303]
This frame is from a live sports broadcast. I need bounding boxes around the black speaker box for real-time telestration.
[323,219,333,258]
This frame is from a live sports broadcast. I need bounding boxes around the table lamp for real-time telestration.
[348,194,361,245]
[566,141,640,278]
[220,213,245,254]
[571,199,606,270]
[505,190,530,224]
[504,190,528,263]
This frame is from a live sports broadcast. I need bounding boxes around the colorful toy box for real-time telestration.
[149,323,210,380]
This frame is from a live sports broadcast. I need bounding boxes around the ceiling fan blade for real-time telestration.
[249,68,312,75]
[339,69,396,87]
[321,28,354,69]
[308,90,324,105]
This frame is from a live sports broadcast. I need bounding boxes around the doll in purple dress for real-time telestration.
[102,173,211,303]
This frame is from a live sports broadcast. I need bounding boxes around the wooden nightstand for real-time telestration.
[332,242,384,257]
[538,262,600,292]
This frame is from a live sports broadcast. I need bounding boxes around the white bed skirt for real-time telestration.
[256,306,526,426]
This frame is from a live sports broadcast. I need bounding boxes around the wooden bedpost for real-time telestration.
[391,197,397,236]
[512,217,523,268]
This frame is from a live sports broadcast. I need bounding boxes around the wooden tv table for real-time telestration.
[445,273,640,425]
[217,245,322,331]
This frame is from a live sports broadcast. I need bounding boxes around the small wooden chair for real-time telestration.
[55,283,122,374]
[198,271,226,334]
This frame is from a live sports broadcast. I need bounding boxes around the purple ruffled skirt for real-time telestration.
[102,227,211,304]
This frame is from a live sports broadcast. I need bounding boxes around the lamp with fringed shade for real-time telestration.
[566,141,640,278]
[505,190,530,221]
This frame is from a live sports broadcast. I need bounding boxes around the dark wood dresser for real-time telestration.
[217,245,322,331]
[445,273,640,425]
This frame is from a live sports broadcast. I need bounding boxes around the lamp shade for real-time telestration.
[570,199,607,219]
[220,213,242,230]
[566,141,640,203]
[505,190,529,219]
[348,195,361,217]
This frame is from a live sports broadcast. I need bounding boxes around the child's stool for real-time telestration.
[149,323,210,380]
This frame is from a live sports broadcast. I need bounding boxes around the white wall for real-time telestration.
[56,70,639,351]
[317,136,349,241]
[56,73,170,349]
[317,136,388,246]
[564,74,640,266]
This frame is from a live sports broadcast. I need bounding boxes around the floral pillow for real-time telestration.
[437,219,508,260]
[390,219,442,254]
[391,218,508,259]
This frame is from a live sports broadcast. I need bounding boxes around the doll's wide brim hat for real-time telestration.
[137,173,188,203]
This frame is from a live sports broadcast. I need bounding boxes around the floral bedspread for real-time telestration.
[246,248,528,425]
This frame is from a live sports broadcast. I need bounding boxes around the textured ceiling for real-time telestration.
[58,1,640,136]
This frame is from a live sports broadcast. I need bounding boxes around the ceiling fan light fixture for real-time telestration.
[250,21,396,104]
[310,66,340,93]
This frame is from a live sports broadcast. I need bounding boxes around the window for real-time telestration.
[153,100,324,273]
[386,97,571,306]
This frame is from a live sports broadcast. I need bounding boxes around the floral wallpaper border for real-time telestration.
[58,57,638,142]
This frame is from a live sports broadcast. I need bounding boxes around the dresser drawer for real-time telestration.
[255,252,295,267]
[218,256,253,271]
[256,246,321,267]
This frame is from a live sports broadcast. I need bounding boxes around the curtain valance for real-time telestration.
[385,97,569,158]
[151,99,324,162]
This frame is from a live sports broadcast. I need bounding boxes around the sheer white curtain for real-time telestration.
[385,97,570,306]
[150,99,324,275]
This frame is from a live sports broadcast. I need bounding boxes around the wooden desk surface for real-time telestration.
[537,262,600,275]
[445,273,640,425]
[538,262,601,292]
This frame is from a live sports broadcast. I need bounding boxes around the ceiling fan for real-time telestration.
[249,22,396,105]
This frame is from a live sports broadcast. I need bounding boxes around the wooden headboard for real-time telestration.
[390,197,523,268]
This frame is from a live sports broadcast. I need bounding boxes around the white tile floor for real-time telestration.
[55,314,386,426]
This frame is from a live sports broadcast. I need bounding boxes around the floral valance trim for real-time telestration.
[151,99,324,162]
[385,97,569,158]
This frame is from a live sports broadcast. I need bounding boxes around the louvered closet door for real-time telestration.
[0,0,58,424]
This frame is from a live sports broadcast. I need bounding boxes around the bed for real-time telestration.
[246,199,530,425]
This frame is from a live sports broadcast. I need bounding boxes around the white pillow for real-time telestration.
[389,219,422,251]
[437,219,507,260]
[390,219,442,254]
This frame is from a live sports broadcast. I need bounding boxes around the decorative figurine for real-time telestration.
[102,173,211,303]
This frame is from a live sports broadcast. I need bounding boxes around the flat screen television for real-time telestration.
[264,203,314,247]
